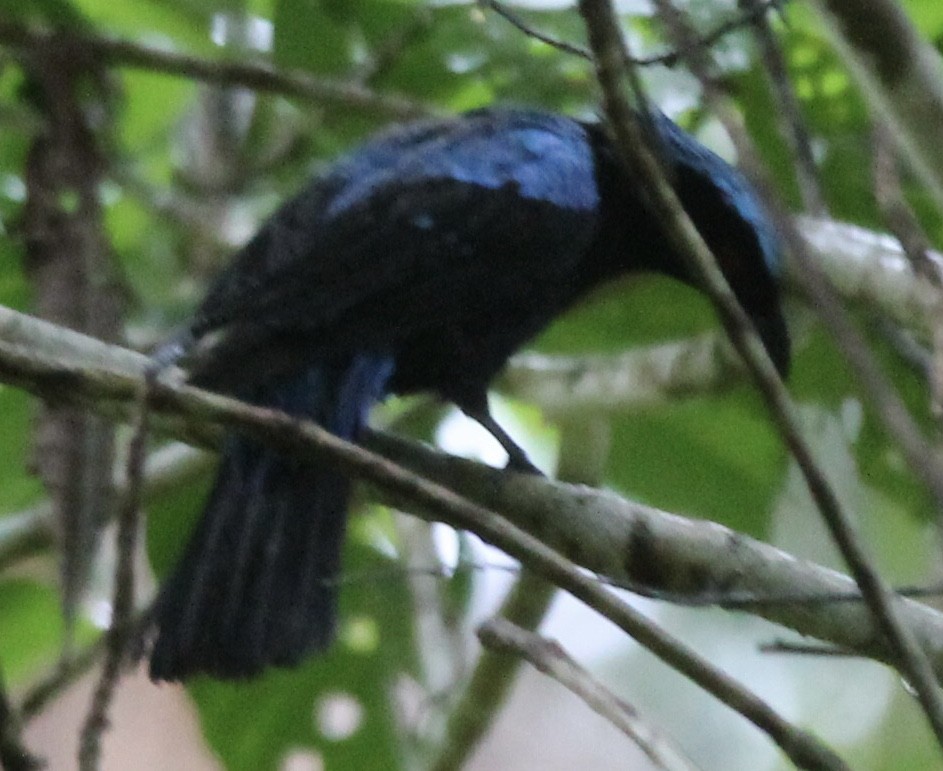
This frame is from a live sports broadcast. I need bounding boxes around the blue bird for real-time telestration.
[148,107,789,680]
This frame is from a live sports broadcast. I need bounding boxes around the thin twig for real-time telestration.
[0,20,434,120]
[871,123,939,285]
[642,0,943,748]
[77,376,150,771]
[481,0,780,68]
[479,618,703,771]
[807,0,943,205]
[357,8,435,85]
[479,0,592,60]
[428,571,556,771]
[172,403,848,769]
[760,640,857,657]
[18,608,150,724]
[20,637,107,722]
[877,320,933,380]
[428,419,609,770]
[740,0,826,215]
[871,121,943,420]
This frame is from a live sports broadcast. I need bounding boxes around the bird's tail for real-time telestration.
[149,354,393,681]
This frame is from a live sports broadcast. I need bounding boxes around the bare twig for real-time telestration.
[480,0,780,69]
[479,0,592,60]
[870,122,943,418]
[643,0,943,747]
[871,123,939,285]
[479,618,703,771]
[356,8,434,85]
[740,0,826,215]
[426,419,609,771]
[808,0,943,205]
[760,640,856,657]
[20,638,107,722]
[0,20,434,120]
[77,379,149,771]
[428,570,556,771]
[17,608,150,725]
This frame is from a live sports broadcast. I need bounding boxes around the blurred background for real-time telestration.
[2,0,943,769]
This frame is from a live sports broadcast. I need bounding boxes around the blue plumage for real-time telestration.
[652,111,782,279]
[149,107,788,680]
[324,111,601,218]
[151,355,393,678]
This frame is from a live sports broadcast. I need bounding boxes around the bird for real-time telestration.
[147,106,790,680]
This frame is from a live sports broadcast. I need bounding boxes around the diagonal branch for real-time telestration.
[427,418,610,771]
[478,618,702,771]
[807,0,943,205]
[602,0,943,746]
[0,310,850,770]
[740,0,826,216]
[0,20,434,120]
[3,305,943,675]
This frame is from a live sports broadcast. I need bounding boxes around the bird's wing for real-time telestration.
[192,110,603,345]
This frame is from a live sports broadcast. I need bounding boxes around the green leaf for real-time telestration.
[0,579,64,683]
[0,388,44,515]
[606,387,785,537]
[72,0,215,51]
[536,276,718,355]
[0,0,88,27]
[273,0,353,75]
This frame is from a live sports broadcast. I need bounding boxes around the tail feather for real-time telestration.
[219,446,275,648]
[149,354,393,680]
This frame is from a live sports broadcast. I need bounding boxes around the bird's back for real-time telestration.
[187,109,616,397]
[185,106,788,399]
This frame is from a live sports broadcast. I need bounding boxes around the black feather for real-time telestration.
[150,107,789,680]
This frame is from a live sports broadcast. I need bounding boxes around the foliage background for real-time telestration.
[2,0,943,769]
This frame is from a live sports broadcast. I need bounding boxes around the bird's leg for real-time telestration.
[458,397,543,476]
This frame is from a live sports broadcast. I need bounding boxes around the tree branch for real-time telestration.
[78,382,148,771]
[427,418,610,770]
[740,0,826,216]
[3,306,943,676]
[0,306,859,770]
[795,216,941,339]
[0,20,434,120]
[478,618,702,771]
[639,0,943,746]
[501,332,744,413]
[503,213,943,417]
[583,0,943,743]
[807,0,943,205]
